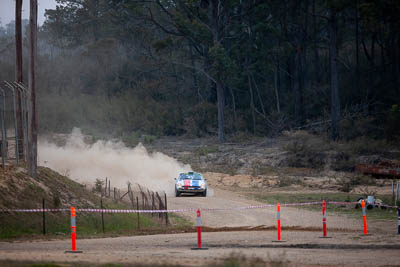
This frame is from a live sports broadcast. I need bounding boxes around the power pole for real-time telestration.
[28,0,38,177]
[15,0,24,159]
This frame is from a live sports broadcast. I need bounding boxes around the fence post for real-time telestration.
[362,200,368,235]
[20,87,28,162]
[100,199,105,234]
[11,85,19,164]
[164,192,168,225]
[151,193,155,217]
[397,208,400,235]
[0,89,6,169]
[42,198,46,235]
[157,193,162,219]
[136,196,140,230]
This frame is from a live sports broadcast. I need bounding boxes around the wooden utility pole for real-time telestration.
[15,0,24,159]
[28,0,38,177]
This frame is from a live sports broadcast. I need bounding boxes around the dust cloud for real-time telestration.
[38,128,192,195]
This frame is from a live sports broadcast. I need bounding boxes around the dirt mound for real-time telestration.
[0,165,98,211]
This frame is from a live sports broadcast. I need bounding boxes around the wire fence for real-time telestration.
[0,81,28,167]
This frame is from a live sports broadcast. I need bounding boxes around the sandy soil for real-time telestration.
[1,184,399,266]
[0,230,399,266]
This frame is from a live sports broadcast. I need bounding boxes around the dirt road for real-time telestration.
[1,187,399,266]
[168,187,392,234]
[0,230,399,266]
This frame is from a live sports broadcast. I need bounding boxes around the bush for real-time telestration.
[284,131,328,169]
[277,176,303,187]
[142,135,157,145]
[337,174,376,192]
[340,116,383,141]
[93,179,104,194]
[331,151,355,171]
[121,132,140,147]
[183,102,217,137]
[348,137,389,155]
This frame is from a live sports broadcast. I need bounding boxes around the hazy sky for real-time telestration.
[0,0,58,26]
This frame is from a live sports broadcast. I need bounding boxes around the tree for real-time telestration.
[329,6,340,140]
[28,0,38,177]
[15,0,24,159]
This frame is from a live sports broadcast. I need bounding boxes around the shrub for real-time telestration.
[284,131,328,169]
[93,179,104,194]
[348,137,389,155]
[121,132,140,147]
[340,116,383,141]
[331,151,355,171]
[197,145,219,157]
[143,135,157,144]
[277,176,303,187]
[336,174,376,192]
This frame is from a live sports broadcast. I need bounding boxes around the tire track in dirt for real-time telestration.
[168,187,391,234]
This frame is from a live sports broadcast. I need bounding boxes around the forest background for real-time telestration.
[0,0,399,144]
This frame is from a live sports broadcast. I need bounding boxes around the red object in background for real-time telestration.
[355,160,400,178]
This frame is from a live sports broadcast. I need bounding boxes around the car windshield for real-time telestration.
[179,173,203,180]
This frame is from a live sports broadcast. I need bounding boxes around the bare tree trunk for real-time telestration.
[28,0,38,177]
[228,86,237,128]
[248,73,256,135]
[216,80,225,142]
[292,51,300,125]
[274,65,281,113]
[189,44,201,103]
[15,0,24,159]
[210,0,225,143]
[299,0,309,125]
[390,27,400,93]
[329,9,340,140]
[355,0,360,96]
[312,0,320,84]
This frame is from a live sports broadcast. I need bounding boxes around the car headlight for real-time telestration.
[177,181,184,188]
[200,182,206,189]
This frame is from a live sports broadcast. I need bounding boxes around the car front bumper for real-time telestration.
[176,187,206,193]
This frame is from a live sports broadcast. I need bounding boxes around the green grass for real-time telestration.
[252,192,398,220]
[0,165,193,240]
[0,197,192,239]
[0,208,157,239]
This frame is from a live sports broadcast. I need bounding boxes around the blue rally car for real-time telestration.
[175,172,207,197]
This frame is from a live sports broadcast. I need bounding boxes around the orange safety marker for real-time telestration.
[191,209,208,250]
[322,200,327,237]
[277,202,281,241]
[65,206,82,253]
[361,200,368,235]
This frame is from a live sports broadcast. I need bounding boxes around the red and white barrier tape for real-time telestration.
[0,208,69,213]
[2,201,396,214]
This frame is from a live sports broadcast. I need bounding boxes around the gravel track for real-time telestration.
[0,188,399,266]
